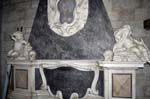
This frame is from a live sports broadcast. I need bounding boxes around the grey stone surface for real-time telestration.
[1,22,20,35]
[118,9,135,21]
[134,8,149,20]
[0,0,3,98]
[31,0,39,8]
[112,0,141,10]
[1,41,13,52]
[142,0,150,8]
[24,19,35,28]
[25,8,38,20]
[107,11,120,21]
[10,0,29,4]
[136,64,150,98]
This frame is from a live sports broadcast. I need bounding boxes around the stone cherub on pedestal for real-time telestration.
[104,25,150,62]
[8,31,36,61]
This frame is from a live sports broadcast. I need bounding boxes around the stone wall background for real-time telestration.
[103,1,150,98]
[0,0,150,99]
[0,0,3,98]
[103,0,150,47]
[0,0,39,98]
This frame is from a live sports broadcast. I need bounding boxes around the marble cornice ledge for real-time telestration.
[7,59,145,70]
[98,61,145,70]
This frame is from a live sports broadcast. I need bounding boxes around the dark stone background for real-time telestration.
[30,0,114,98]
[29,0,115,59]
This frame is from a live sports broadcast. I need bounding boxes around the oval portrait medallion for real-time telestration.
[47,0,89,37]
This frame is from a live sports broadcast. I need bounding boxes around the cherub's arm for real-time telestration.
[133,38,143,45]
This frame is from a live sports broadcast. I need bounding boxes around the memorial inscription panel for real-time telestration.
[112,73,132,98]
[15,69,28,89]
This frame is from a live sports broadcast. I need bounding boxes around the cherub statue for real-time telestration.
[8,31,36,60]
[113,25,150,62]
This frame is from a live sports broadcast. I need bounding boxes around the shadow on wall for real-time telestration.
[0,0,3,98]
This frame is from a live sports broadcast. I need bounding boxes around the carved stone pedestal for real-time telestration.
[100,62,144,99]
[7,60,144,99]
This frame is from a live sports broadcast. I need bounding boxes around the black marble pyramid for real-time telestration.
[29,0,115,59]
[29,0,115,98]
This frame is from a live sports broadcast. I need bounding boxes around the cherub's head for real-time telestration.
[114,25,131,42]
[11,31,24,41]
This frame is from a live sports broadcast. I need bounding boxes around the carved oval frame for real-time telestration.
[47,0,89,37]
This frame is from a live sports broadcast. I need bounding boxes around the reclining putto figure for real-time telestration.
[104,25,150,62]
